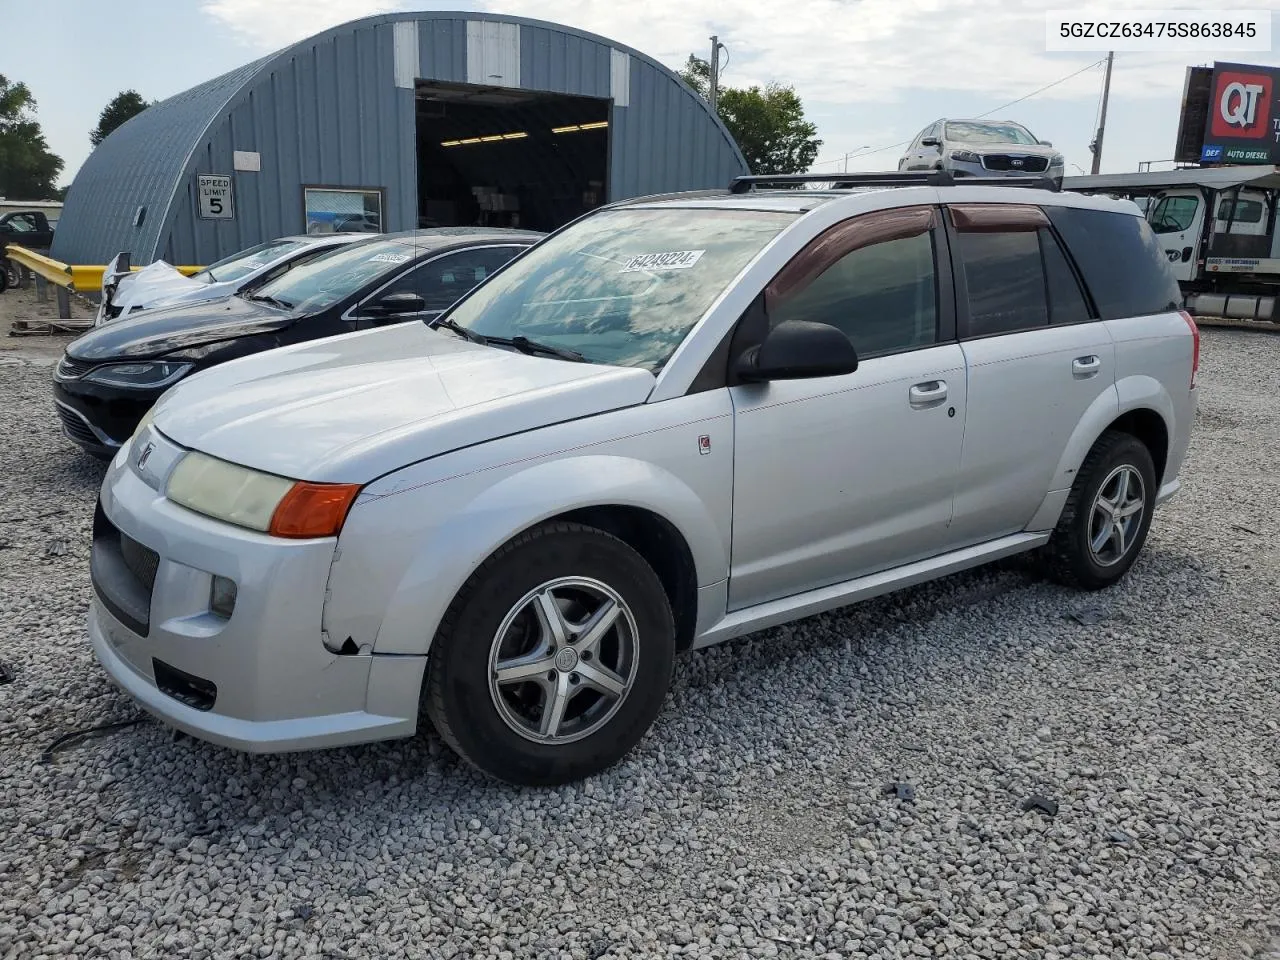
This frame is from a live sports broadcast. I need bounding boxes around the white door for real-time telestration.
[942,204,1117,544]
[1147,191,1203,283]
[728,207,967,609]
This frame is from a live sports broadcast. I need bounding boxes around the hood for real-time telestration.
[955,142,1060,158]
[110,260,203,313]
[151,323,656,483]
[67,295,290,362]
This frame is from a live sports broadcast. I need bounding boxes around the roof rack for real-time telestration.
[728,171,1061,194]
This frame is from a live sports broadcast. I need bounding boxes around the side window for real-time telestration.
[1149,196,1198,234]
[1217,198,1263,224]
[384,246,522,312]
[956,231,1048,337]
[1040,230,1092,326]
[7,215,36,233]
[768,229,937,358]
[1046,207,1182,320]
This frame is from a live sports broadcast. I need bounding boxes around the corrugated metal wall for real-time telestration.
[53,12,748,267]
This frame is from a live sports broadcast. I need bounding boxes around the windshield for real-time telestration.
[248,238,410,312]
[193,239,312,284]
[445,208,796,371]
[945,121,1039,145]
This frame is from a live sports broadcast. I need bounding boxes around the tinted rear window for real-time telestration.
[1045,207,1181,320]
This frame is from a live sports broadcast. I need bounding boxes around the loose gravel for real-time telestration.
[2,331,1279,960]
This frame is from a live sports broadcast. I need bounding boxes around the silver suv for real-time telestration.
[88,173,1196,786]
[901,119,1065,183]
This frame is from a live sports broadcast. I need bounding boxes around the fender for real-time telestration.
[329,454,730,657]
[1028,376,1175,531]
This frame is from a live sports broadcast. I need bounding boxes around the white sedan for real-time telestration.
[94,234,367,325]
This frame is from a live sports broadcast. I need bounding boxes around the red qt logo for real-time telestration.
[1210,70,1273,140]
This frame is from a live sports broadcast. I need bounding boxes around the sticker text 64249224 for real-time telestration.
[620,250,706,273]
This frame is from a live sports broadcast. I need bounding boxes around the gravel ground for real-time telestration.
[1,329,1279,960]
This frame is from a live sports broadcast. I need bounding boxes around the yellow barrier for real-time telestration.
[5,244,203,293]
[4,244,73,287]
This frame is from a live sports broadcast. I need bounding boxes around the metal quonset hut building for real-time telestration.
[52,11,748,267]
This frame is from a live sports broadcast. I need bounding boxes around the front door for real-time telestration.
[728,206,966,609]
[1147,190,1203,283]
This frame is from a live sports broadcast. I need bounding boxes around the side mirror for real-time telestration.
[363,291,426,316]
[1038,139,1053,147]
[920,137,940,147]
[734,320,859,383]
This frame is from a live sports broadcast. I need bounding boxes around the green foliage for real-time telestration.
[90,90,151,147]
[678,55,821,175]
[0,74,63,200]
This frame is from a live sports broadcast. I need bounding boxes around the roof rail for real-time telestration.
[728,171,1061,194]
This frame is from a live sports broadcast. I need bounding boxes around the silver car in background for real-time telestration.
[900,119,1065,183]
[95,234,368,325]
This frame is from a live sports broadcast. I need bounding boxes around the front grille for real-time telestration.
[56,355,96,380]
[55,404,100,447]
[120,533,160,591]
[982,154,1049,173]
[90,503,156,636]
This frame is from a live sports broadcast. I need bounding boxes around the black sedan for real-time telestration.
[53,228,541,458]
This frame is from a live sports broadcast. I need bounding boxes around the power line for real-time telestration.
[810,57,1108,169]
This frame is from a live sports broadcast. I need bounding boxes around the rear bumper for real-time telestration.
[88,439,424,753]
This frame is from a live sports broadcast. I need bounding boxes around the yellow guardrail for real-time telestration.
[5,244,203,292]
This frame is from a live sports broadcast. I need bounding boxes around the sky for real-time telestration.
[4,0,1279,190]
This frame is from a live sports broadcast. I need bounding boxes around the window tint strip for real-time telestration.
[766,206,936,305]
[949,203,1050,233]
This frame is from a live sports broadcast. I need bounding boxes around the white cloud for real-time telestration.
[199,0,410,50]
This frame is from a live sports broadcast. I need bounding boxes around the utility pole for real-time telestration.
[1090,51,1114,175]
[709,36,724,111]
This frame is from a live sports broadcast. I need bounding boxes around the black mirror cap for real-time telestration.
[370,291,426,314]
[920,137,940,147]
[735,320,858,382]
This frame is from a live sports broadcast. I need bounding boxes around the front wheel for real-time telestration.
[425,522,675,786]
[1040,430,1157,590]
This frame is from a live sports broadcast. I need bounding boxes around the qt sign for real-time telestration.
[1210,69,1273,139]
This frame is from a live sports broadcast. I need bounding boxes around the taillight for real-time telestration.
[1179,309,1199,389]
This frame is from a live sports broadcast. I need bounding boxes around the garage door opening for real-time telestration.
[415,80,609,232]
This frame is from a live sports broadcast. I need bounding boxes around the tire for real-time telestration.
[425,521,676,786]
[1040,430,1157,590]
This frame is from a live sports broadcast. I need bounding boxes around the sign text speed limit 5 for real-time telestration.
[198,175,235,220]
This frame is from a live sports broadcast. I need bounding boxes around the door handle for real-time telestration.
[909,380,948,409]
[1072,355,1101,378]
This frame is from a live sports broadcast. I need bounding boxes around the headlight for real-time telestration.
[1049,154,1064,167]
[83,361,192,389]
[950,150,982,163]
[166,451,361,538]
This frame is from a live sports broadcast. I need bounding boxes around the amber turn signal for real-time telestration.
[269,482,362,538]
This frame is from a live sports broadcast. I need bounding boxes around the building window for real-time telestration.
[303,186,384,235]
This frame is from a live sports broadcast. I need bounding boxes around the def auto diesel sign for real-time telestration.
[1199,62,1280,165]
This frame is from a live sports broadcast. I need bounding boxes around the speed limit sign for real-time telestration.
[197,175,235,220]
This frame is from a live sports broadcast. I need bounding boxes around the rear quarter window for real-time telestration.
[1045,206,1181,320]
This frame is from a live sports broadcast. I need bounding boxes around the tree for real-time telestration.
[679,55,821,175]
[0,75,63,200]
[90,90,151,146]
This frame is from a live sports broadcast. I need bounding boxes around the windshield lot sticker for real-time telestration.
[620,250,706,273]
[369,253,411,265]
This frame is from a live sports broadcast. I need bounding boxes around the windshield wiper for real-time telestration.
[246,293,293,310]
[491,335,587,363]
[432,317,487,344]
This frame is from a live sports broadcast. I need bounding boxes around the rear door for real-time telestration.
[1147,190,1203,282]
[943,203,1116,546]
[728,205,967,609]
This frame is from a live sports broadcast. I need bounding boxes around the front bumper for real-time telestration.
[53,377,160,453]
[88,434,424,753]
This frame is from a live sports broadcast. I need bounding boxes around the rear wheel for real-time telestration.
[1041,430,1157,590]
[425,522,675,786]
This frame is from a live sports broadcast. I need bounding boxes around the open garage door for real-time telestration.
[415,80,609,233]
